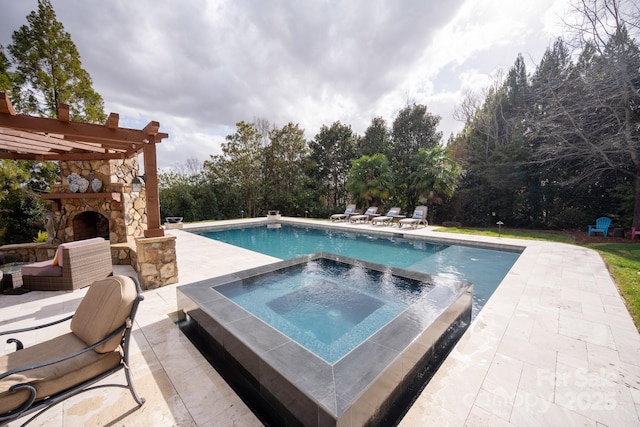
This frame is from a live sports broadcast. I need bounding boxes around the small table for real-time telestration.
[612,228,625,238]
[1,262,29,294]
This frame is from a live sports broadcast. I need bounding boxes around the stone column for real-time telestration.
[135,235,178,290]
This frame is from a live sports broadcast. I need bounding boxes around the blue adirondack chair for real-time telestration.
[588,217,611,237]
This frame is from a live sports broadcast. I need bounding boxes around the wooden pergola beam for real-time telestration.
[0,151,129,161]
[58,103,70,122]
[0,93,16,115]
[106,112,119,129]
[0,114,153,144]
[142,121,160,135]
[142,135,163,238]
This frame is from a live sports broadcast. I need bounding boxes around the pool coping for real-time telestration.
[177,252,472,426]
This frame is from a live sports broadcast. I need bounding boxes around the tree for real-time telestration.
[203,121,263,217]
[0,189,47,245]
[0,159,59,244]
[410,146,462,223]
[7,0,106,122]
[347,154,394,208]
[263,122,311,215]
[158,159,221,222]
[309,121,357,209]
[0,160,29,201]
[451,57,535,227]
[0,48,12,93]
[530,0,640,227]
[390,104,442,208]
[357,117,391,157]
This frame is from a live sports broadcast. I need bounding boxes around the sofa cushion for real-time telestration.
[71,276,137,353]
[0,332,121,415]
[20,260,63,277]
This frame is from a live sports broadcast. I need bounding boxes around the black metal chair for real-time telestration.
[0,275,145,426]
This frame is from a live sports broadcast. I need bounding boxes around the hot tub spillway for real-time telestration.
[177,253,472,427]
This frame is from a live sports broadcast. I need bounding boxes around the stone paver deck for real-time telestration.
[1,217,638,426]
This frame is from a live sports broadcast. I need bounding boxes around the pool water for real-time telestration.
[197,224,520,318]
[177,253,472,425]
[216,258,432,363]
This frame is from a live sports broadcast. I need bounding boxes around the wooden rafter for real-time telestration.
[0,93,168,160]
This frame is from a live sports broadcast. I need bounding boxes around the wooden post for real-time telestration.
[143,135,164,238]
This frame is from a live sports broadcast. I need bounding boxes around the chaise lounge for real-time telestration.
[349,207,379,223]
[330,204,357,222]
[0,275,145,425]
[398,206,428,228]
[21,237,112,291]
[371,207,401,226]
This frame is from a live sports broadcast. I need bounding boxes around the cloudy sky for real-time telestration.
[1,0,573,169]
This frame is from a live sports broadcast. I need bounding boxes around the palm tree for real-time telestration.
[411,146,462,221]
[347,154,394,209]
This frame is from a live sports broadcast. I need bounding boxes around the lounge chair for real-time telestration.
[349,207,379,223]
[21,237,112,291]
[398,206,428,228]
[587,217,611,237]
[330,204,357,222]
[632,227,639,240]
[0,275,145,425]
[371,207,401,226]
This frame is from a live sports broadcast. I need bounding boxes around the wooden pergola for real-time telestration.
[0,92,168,238]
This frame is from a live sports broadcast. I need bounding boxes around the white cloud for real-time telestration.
[0,0,575,168]
[402,0,569,138]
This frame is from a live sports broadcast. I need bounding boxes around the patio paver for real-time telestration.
[1,218,638,426]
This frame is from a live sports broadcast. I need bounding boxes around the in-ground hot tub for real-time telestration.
[177,252,472,426]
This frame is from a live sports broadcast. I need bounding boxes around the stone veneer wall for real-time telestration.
[50,159,147,244]
[0,242,57,263]
[135,236,178,290]
[0,241,135,269]
[111,242,137,266]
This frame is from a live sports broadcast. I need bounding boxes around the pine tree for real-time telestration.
[7,0,106,123]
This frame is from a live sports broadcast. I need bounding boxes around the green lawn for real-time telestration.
[434,227,574,244]
[435,227,640,330]
[588,243,640,328]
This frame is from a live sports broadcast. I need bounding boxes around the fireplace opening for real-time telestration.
[72,211,110,242]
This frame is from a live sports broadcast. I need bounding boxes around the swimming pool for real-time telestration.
[218,257,436,363]
[196,223,521,319]
[177,253,472,426]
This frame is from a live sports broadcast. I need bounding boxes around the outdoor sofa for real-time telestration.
[21,237,112,291]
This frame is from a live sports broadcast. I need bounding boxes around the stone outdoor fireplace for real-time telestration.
[44,159,146,245]
[72,211,110,241]
[0,92,177,290]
